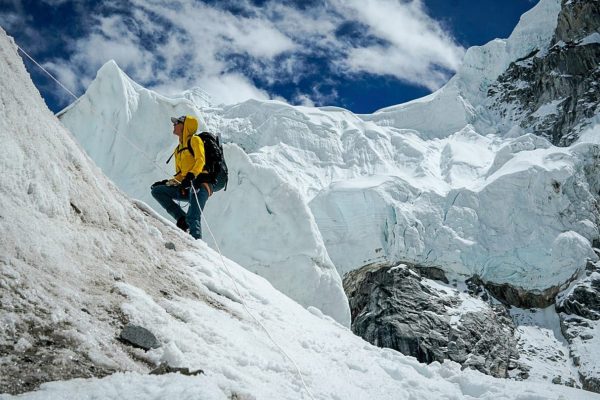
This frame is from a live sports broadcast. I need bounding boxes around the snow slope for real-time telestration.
[4,28,597,399]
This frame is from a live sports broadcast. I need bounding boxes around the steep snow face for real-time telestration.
[5,28,597,400]
[361,0,562,140]
[58,61,350,326]
[458,0,562,106]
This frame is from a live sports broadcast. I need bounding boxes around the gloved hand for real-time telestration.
[180,172,195,189]
[151,179,167,188]
[180,172,195,196]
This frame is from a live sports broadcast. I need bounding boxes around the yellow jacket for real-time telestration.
[173,115,206,182]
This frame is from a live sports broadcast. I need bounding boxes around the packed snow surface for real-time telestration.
[510,307,580,385]
[4,28,598,399]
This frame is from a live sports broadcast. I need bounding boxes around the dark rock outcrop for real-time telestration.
[469,275,573,309]
[554,0,600,43]
[556,261,600,393]
[488,0,600,146]
[344,263,521,378]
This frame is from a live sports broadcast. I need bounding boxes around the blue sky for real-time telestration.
[1,0,537,114]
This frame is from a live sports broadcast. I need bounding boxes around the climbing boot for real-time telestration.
[176,216,188,232]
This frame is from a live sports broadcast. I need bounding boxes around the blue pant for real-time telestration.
[151,183,210,239]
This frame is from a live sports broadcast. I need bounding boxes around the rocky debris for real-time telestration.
[556,261,600,393]
[343,262,522,378]
[119,325,160,351]
[0,321,115,395]
[165,242,176,250]
[487,0,600,146]
[150,362,204,376]
[552,375,578,387]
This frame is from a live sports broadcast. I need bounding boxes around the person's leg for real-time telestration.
[151,184,186,221]
[187,184,210,239]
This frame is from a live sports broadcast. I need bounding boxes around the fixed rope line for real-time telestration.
[17,45,174,179]
[191,183,316,400]
[20,44,316,400]
[17,45,79,100]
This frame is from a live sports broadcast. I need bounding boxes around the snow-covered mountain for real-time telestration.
[52,0,600,394]
[4,26,598,399]
[4,0,600,396]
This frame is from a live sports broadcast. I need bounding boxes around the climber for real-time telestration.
[150,115,212,239]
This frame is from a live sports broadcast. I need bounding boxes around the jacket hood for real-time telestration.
[182,115,199,143]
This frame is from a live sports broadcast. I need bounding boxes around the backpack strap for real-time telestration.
[166,151,174,164]
[187,137,195,158]
[165,144,192,164]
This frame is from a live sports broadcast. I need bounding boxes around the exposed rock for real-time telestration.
[487,0,600,146]
[150,362,204,376]
[413,265,449,284]
[558,285,600,321]
[557,261,600,393]
[344,262,521,378]
[119,325,160,351]
[470,275,574,308]
[0,322,115,395]
[581,374,600,394]
[554,0,600,43]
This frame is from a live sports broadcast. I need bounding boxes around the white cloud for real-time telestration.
[294,93,316,107]
[42,60,80,94]
[42,0,465,107]
[333,0,465,88]
[154,72,271,105]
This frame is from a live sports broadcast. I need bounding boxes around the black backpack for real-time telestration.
[189,132,228,192]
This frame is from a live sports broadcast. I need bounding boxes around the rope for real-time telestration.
[18,44,316,400]
[18,45,79,100]
[18,45,175,179]
[191,183,316,400]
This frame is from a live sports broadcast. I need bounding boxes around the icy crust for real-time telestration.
[58,61,350,326]
[209,97,598,290]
